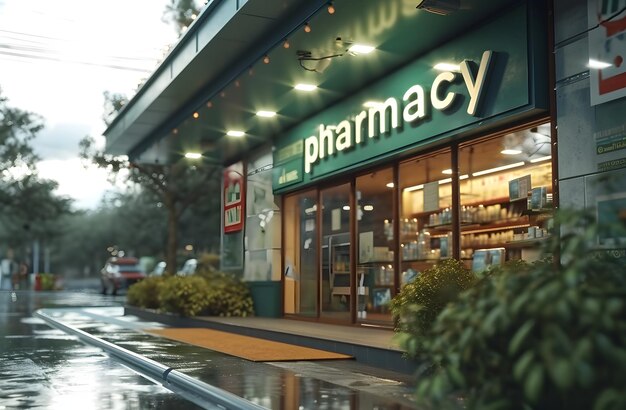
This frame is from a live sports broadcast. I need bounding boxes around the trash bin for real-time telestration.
[246,281,282,317]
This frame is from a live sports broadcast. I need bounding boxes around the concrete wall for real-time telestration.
[555,0,626,226]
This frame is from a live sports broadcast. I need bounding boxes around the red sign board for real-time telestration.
[223,165,244,233]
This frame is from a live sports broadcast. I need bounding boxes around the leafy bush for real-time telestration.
[196,270,254,317]
[414,211,626,410]
[126,267,254,318]
[127,276,164,309]
[158,276,211,316]
[197,252,220,272]
[390,258,477,357]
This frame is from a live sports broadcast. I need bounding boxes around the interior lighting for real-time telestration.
[363,205,374,211]
[404,184,424,192]
[588,59,611,69]
[386,182,395,188]
[501,148,522,155]
[263,55,270,64]
[304,22,311,33]
[256,110,277,118]
[442,168,452,174]
[193,112,199,119]
[227,130,245,137]
[343,205,350,211]
[327,2,335,14]
[206,101,213,108]
[283,39,290,49]
[363,101,383,108]
[295,83,317,91]
[185,152,202,159]
[472,161,525,177]
[434,62,461,72]
[348,44,375,54]
[530,155,552,163]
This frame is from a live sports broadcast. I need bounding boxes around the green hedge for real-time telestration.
[126,270,254,318]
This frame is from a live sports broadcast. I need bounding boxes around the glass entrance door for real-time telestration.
[320,183,352,322]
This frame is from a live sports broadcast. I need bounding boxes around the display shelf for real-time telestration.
[424,217,530,233]
[408,196,512,219]
[503,236,551,248]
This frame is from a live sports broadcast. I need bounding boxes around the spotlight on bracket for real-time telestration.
[416,0,459,15]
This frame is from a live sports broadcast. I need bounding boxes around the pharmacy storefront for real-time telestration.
[273,2,553,326]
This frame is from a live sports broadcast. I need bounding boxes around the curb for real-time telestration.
[35,309,266,410]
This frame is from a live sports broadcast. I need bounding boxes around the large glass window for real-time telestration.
[320,183,352,322]
[355,167,395,324]
[398,150,453,283]
[459,124,552,271]
[283,190,318,317]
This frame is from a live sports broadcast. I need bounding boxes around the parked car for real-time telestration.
[100,257,146,295]
[179,258,197,276]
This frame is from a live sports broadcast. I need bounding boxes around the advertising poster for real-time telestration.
[588,0,626,105]
[224,163,245,233]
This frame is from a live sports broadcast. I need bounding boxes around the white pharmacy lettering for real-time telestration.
[304,50,494,174]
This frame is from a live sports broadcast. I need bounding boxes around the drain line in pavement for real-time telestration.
[35,309,266,410]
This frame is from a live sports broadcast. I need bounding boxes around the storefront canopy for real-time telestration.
[104,0,520,166]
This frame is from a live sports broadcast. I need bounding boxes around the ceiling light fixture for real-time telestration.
[342,205,350,211]
[304,22,311,33]
[193,112,199,119]
[472,161,525,177]
[263,55,270,64]
[434,62,461,72]
[206,101,213,108]
[529,155,552,163]
[442,168,452,174]
[501,149,522,155]
[256,110,276,118]
[283,39,290,49]
[348,44,375,54]
[327,2,335,14]
[294,83,317,91]
[185,152,202,159]
[416,0,460,15]
[386,182,395,188]
[227,130,245,137]
[363,205,374,211]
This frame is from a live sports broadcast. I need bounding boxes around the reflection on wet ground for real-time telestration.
[1,291,420,409]
[0,291,204,409]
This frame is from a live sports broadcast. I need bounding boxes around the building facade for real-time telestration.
[105,0,626,327]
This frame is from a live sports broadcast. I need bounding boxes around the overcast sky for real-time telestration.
[0,0,180,209]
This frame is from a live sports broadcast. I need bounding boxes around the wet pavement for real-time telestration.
[1,290,420,409]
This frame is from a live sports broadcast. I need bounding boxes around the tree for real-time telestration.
[0,88,72,268]
[0,87,41,204]
[79,135,220,275]
[102,91,129,127]
[162,0,202,35]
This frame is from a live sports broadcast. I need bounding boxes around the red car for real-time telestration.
[100,257,145,295]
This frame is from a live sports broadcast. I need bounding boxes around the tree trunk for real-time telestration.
[165,200,178,276]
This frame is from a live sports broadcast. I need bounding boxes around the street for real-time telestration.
[0,290,418,409]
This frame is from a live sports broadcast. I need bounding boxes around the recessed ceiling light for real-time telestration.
[501,149,522,155]
[588,59,611,69]
[348,44,375,54]
[442,169,452,174]
[363,101,383,108]
[386,182,394,188]
[256,110,276,118]
[342,205,350,211]
[434,62,460,72]
[295,83,317,91]
[227,130,245,137]
[185,152,202,159]
[363,205,374,211]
